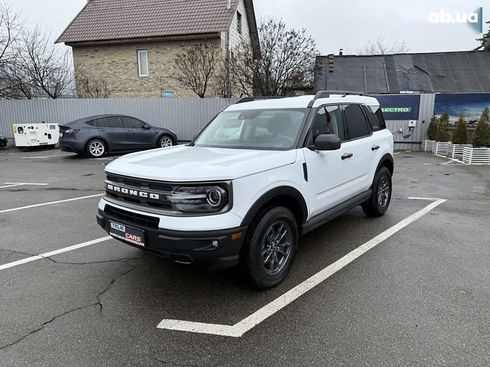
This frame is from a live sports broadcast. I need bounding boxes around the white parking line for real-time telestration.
[157,197,447,338]
[0,194,103,213]
[21,154,73,159]
[0,237,112,271]
[0,182,48,189]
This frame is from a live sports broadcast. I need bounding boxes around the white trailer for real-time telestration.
[12,123,60,148]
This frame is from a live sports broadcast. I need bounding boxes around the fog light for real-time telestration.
[211,240,219,248]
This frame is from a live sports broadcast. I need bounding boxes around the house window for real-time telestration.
[137,50,149,77]
[237,11,242,35]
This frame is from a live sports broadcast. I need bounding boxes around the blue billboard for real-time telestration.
[375,95,420,121]
[434,93,490,124]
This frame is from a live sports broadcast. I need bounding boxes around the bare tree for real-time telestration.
[172,43,221,98]
[0,2,23,98]
[0,2,19,64]
[357,37,410,55]
[234,18,317,97]
[75,67,111,98]
[0,60,34,98]
[15,28,73,99]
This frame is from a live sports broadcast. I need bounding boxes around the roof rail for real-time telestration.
[307,90,368,107]
[235,96,286,104]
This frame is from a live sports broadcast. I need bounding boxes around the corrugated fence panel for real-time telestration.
[385,94,436,151]
[0,98,238,143]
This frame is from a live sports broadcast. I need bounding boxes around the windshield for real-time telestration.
[193,109,308,150]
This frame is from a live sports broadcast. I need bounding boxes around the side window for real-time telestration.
[97,117,122,128]
[363,105,381,131]
[343,104,370,140]
[123,117,145,128]
[310,105,344,143]
[137,50,149,77]
[374,107,386,129]
[237,12,243,35]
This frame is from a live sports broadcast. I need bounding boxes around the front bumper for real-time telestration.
[97,206,247,271]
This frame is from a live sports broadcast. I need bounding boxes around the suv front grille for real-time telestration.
[105,174,175,211]
[104,205,159,229]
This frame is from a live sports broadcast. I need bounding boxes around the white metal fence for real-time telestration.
[462,147,490,165]
[448,144,473,160]
[0,98,238,143]
[424,140,490,165]
[434,142,452,157]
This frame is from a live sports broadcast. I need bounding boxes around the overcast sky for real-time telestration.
[8,0,488,53]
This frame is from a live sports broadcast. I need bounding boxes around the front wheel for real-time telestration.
[86,139,106,158]
[362,166,392,217]
[159,135,174,148]
[241,207,298,289]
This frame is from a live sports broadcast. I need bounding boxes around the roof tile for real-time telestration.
[57,0,237,43]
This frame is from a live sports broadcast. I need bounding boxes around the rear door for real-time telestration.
[340,104,375,194]
[96,117,126,151]
[123,117,154,149]
[362,104,388,173]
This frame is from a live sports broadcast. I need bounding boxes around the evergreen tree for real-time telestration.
[476,21,490,51]
[436,112,451,142]
[472,108,490,147]
[452,115,468,144]
[427,114,438,140]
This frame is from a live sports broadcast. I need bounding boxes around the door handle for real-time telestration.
[341,153,353,160]
[371,145,380,151]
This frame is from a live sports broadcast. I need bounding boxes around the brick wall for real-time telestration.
[73,39,222,98]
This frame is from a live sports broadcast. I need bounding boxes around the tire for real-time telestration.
[86,139,106,158]
[158,135,174,148]
[362,166,392,217]
[241,207,298,289]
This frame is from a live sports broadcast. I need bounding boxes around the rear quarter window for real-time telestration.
[367,106,386,130]
[363,106,381,131]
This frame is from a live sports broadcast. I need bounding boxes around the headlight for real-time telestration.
[170,185,230,213]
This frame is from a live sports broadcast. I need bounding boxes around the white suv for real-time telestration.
[97,92,394,289]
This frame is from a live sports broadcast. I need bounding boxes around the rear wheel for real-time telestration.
[362,166,392,217]
[241,207,298,289]
[86,139,106,158]
[159,135,174,148]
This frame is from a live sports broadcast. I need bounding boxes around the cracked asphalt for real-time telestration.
[0,148,489,366]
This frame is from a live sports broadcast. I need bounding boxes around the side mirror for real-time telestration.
[309,134,341,151]
[142,124,151,130]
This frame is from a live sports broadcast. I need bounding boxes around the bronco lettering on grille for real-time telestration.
[107,184,161,200]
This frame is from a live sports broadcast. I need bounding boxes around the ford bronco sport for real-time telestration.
[97,91,394,289]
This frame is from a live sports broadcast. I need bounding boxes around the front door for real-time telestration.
[303,105,355,217]
[123,117,153,149]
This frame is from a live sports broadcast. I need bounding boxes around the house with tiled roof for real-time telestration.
[57,0,260,98]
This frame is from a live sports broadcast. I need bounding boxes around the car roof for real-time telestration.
[66,114,136,126]
[225,94,380,111]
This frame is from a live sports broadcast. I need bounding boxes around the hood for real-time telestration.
[105,146,298,181]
